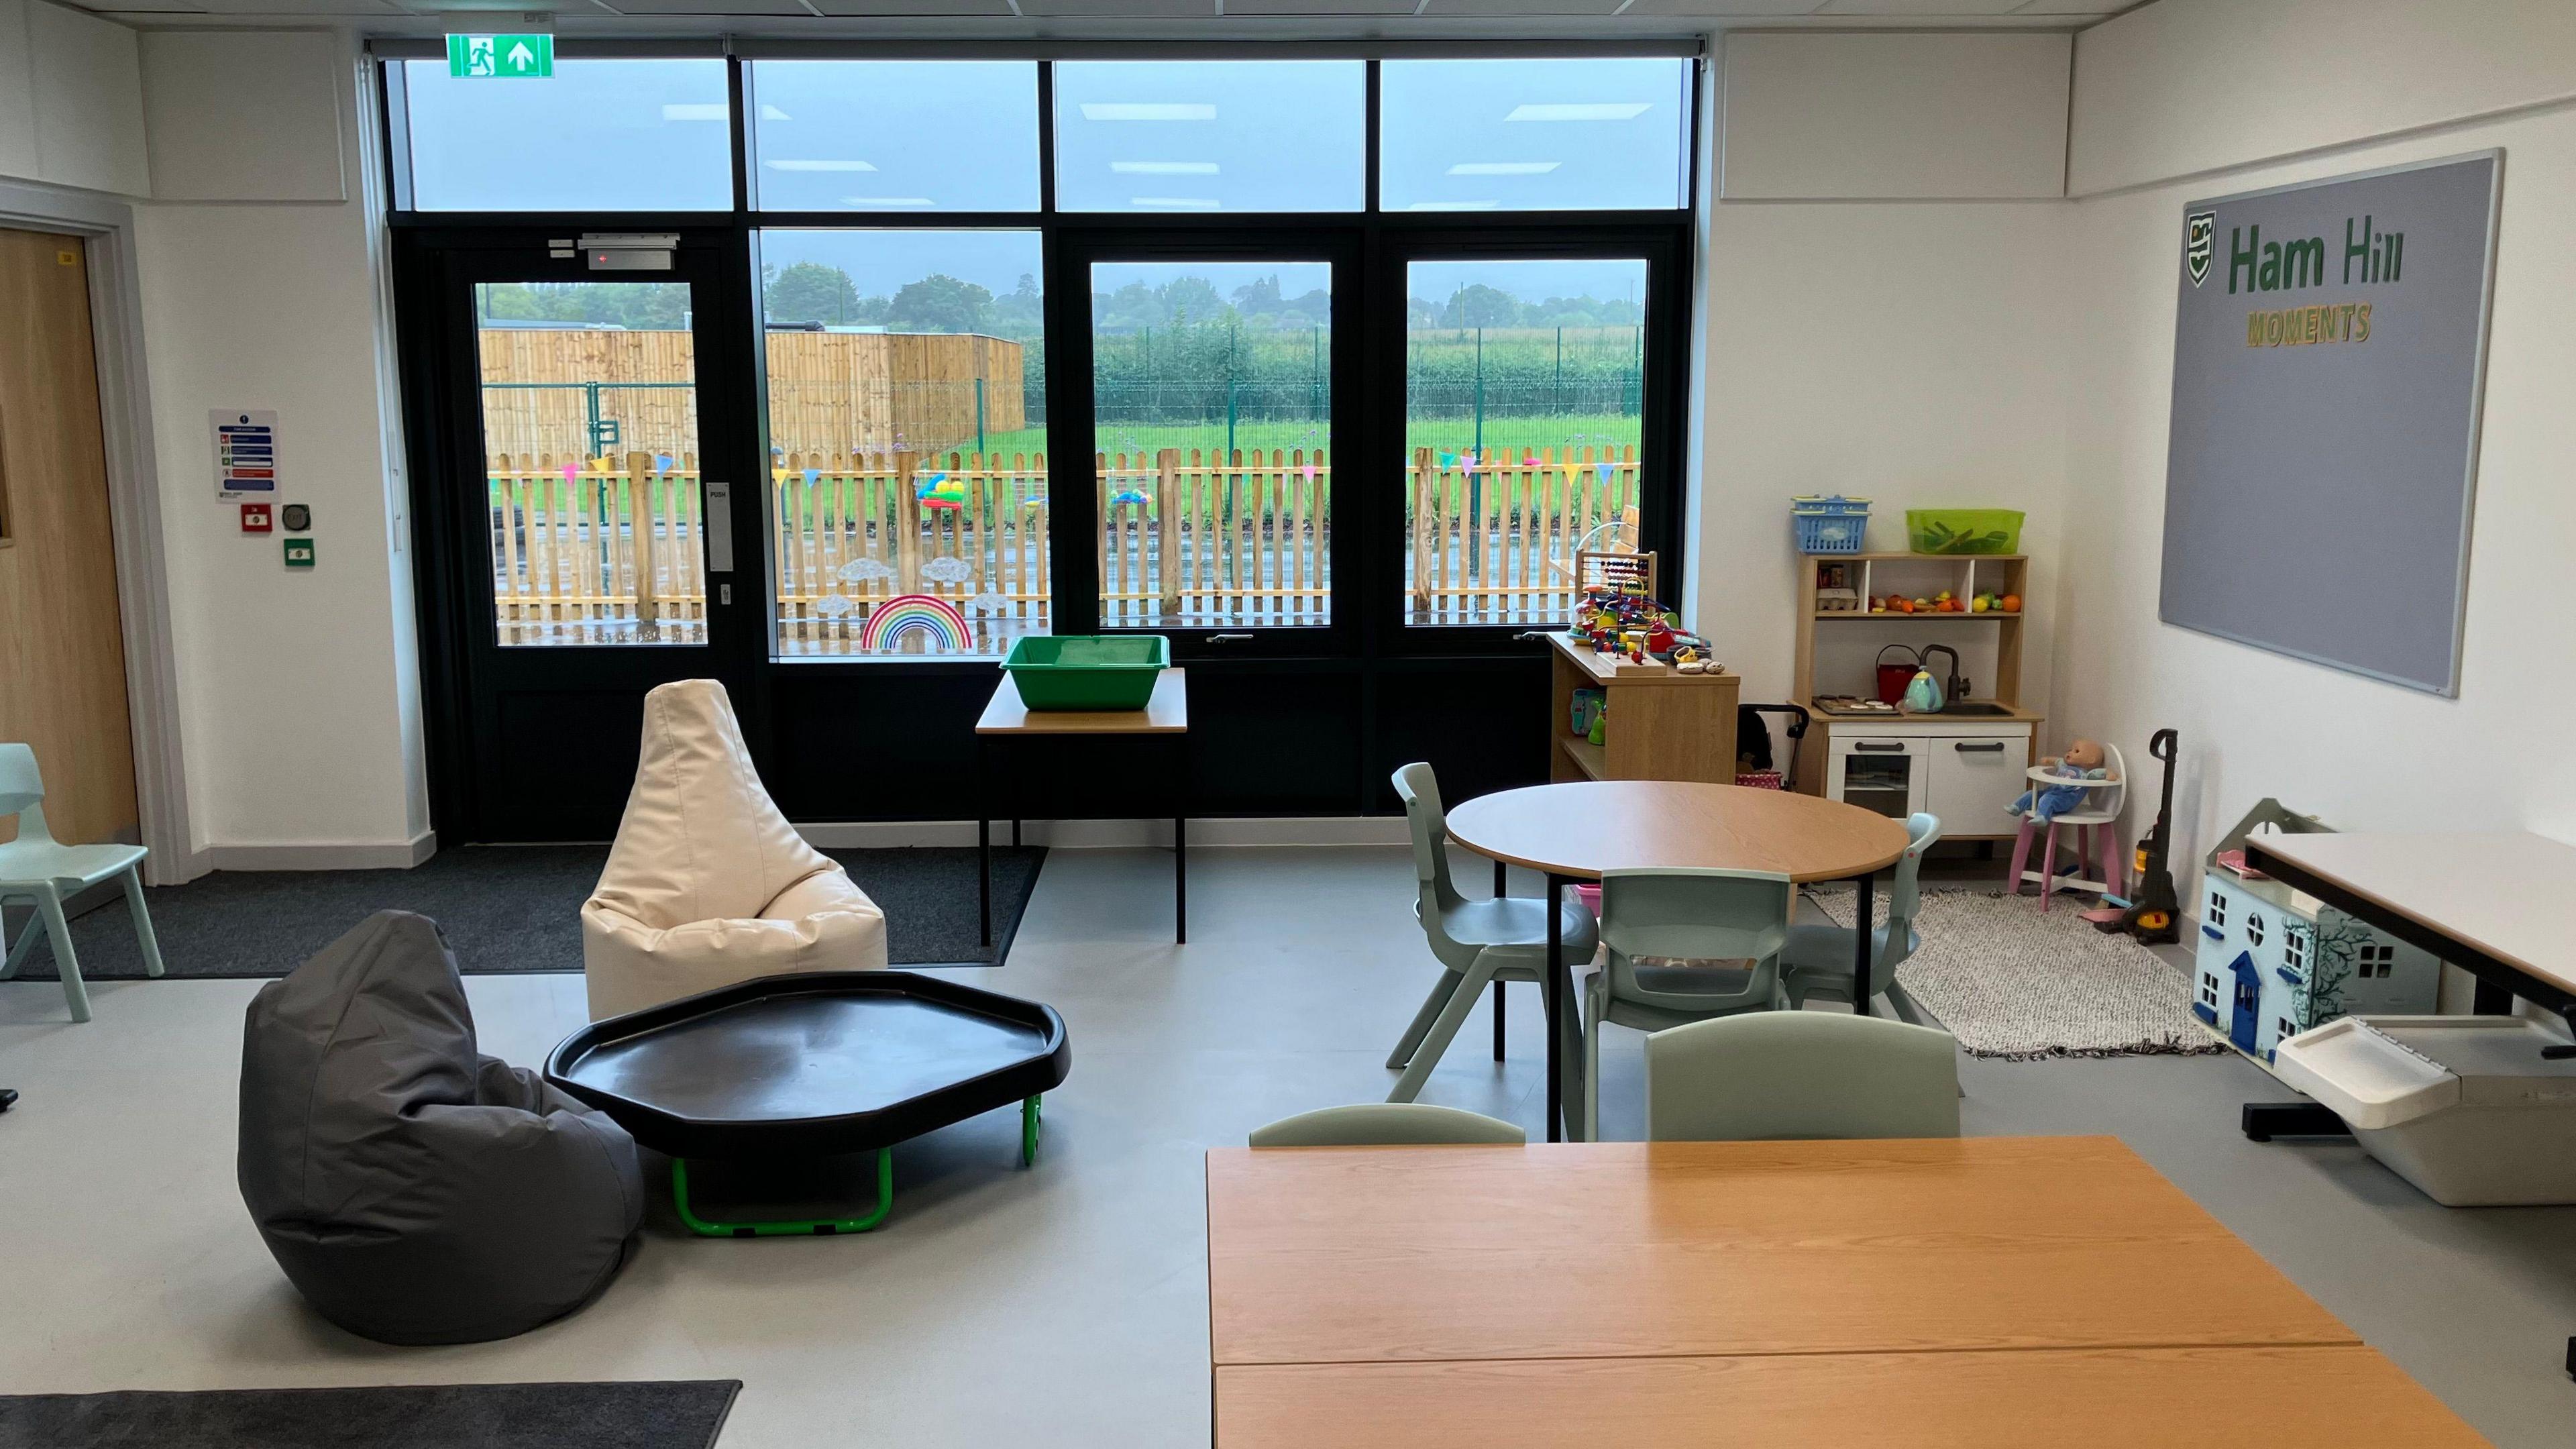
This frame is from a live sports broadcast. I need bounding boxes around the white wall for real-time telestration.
[2057,0,2576,877]
[1698,32,2072,722]
[130,30,427,865]
[1723,30,2072,200]
[0,0,148,197]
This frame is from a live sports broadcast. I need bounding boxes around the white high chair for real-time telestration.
[0,743,166,1022]
[2007,742,2128,911]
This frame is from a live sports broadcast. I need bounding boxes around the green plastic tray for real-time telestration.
[1001,635,1169,711]
[1905,508,2025,555]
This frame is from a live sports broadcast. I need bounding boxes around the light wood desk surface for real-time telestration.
[1206,1137,2355,1367]
[2249,830,2576,1000]
[1444,779,1910,883]
[1215,1344,2493,1449]
[975,667,1187,735]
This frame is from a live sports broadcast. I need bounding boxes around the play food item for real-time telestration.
[1970,596,1988,612]
[2001,593,2022,612]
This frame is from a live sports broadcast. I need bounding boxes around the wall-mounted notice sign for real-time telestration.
[213,410,280,500]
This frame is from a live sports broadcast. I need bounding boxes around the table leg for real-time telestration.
[1494,858,1507,898]
[1544,871,1566,1143]
[978,738,994,951]
[1493,980,1506,1062]
[1851,869,1876,1017]
[1173,734,1188,946]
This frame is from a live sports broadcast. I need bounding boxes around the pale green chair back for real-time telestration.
[1250,1103,1525,1147]
[0,743,50,838]
[1598,867,1793,1012]
[1644,1012,1961,1141]
[1881,810,1940,968]
[1391,762,1465,920]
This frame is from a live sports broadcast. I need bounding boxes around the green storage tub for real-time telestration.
[1001,635,1169,711]
[1905,508,2025,555]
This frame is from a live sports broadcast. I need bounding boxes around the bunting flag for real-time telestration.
[655,453,674,475]
[803,467,820,485]
[559,462,579,482]
[1303,462,1316,481]
[1597,461,1614,483]
[1437,450,1456,468]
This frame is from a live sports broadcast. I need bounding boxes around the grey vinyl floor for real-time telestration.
[3,847,2570,1446]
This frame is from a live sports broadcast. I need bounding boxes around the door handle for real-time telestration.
[1953,741,2007,753]
[1513,630,1553,642]
[1852,742,1905,753]
[702,480,734,573]
[1208,632,1254,643]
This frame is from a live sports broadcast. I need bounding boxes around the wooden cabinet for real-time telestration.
[1546,632,1739,784]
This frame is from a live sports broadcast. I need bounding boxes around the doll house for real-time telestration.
[2191,799,2444,1064]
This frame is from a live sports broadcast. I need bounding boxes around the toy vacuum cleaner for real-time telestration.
[2084,728,2180,945]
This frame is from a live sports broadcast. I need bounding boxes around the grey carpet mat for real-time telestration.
[1810,885,2228,1061]
[1,845,1044,980]
[0,1381,739,1449]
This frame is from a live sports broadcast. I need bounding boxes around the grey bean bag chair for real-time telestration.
[239,910,643,1344]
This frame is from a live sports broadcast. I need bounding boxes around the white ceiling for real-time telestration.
[76,0,2143,25]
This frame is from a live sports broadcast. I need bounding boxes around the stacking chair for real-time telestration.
[0,743,166,1022]
[1385,763,1594,1120]
[1580,868,1792,1141]
[1642,1011,1961,1141]
[1781,811,1939,1022]
[1250,1103,1525,1147]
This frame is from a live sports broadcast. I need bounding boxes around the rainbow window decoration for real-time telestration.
[859,593,975,653]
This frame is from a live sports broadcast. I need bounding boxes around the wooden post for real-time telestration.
[627,451,659,639]
[894,449,922,594]
[1156,447,1182,623]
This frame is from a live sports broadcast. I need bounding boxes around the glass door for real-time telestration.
[1056,233,1355,659]
[404,230,764,841]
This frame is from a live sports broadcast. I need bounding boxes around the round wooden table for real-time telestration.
[1446,781,1913,1142]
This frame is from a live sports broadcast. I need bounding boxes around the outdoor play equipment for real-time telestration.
[547,971,1071,1236]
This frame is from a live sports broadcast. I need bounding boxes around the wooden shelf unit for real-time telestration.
[1794,553,2030,707]
[1546,632,1739,784]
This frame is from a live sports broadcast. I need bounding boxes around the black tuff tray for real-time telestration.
[545,971,1071,1161]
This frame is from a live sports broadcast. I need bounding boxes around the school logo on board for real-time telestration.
[2186,211,2217,287]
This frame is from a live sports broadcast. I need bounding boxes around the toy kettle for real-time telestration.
[1900,667,1945,714]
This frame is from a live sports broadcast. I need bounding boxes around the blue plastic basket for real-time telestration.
[1791,495,1871,555]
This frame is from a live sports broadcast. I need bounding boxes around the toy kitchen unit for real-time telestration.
[1790,553,2040,841]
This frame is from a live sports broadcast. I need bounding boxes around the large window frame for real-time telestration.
[381,45,1698,676]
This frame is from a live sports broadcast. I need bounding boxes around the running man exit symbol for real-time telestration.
[446,34,552,79]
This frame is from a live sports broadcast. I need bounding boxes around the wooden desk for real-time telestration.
[1444,782,1912,1139]
[1209,1137,2352,1366]
[973,669,1188,946]
[1208,1138,2496,1447]
[1216,1345,2491,1449]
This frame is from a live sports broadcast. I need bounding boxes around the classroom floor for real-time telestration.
[3,847,2571,1447]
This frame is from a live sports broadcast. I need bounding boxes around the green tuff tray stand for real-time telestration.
[668,1095,1044,1238]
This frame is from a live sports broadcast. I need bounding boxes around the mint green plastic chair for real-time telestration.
[0,743,165,1022]
[1642,1011,1961,1141]
[1782,811,1938,1022]
[1580,867,1792,1142]
[1386,763,1593,1120]
[1251,1102,1525,1147]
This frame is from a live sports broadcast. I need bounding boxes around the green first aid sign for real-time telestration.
[447,33,553,79]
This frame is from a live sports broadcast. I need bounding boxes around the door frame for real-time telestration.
[0,178,195,883]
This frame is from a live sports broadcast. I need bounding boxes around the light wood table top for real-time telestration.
[1547,629,1737,688]
[1444,779,1909,882]
[2249,830,2576,999]
[1216,1344,2493,1449]
[975,667,1187,735]
[1206,1137,2357,1367]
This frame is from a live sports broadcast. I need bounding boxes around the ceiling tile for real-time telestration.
[1226,0,1415,13]
[185,0,407,13]
[805,0,1013,12]
[1617,0,1825,15]
[1018,0,1212,14]
[1815,0,2027,13]
[592,0,814,11]
[1419,0,1626,14]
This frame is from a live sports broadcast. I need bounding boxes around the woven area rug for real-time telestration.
[1811,885,2227,1062]
[0,1381,739,1449]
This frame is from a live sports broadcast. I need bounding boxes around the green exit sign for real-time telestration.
[446,33,553,79]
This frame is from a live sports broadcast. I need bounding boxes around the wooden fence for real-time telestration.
[485,443,1644,652]
[478,327,1026,459]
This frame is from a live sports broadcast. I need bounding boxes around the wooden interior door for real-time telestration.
[0,227,138,847]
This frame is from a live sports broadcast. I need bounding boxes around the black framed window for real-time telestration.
[382,46,1698,667]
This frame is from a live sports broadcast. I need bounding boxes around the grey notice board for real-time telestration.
[2160,152,2502,696]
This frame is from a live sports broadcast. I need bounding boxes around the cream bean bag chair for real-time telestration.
[582,679,888,1020]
